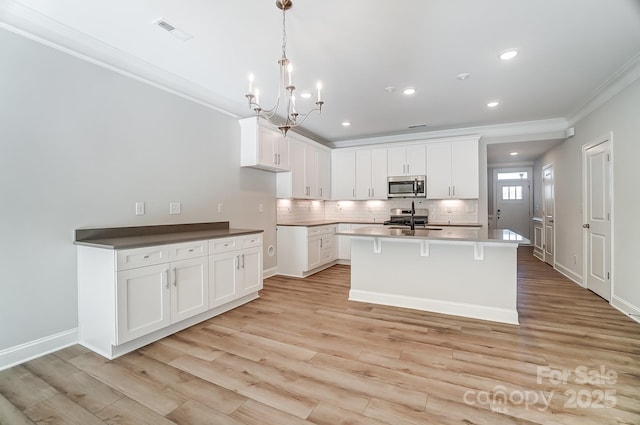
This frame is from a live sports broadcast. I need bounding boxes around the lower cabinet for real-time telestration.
[277,224,336,277]
[78,232,262,359]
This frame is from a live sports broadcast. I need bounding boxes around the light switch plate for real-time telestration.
[135,202,145,216]
[170,202,181,215]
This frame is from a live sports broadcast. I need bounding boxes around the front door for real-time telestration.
[496,181,531,238]
[542,164,555,266]
[584,140,611,300]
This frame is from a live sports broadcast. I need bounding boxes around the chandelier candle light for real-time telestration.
[245,0,324,137]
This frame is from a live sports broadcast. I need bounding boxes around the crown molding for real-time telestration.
[567,51,640,126]
[327,118,569,149]
[0,0,240,118]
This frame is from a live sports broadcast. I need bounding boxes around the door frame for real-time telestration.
[582,132,614,294]
[492,166,533,233]
[541,163,555,266]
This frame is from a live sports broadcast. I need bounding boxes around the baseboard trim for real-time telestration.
[611,295,640,324]
[349,289,519,325]
[263,266,278,279]
[0,328,78,371]
[555,261,584,287]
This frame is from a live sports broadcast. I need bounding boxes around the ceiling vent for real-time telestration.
[153,18,193,42]
[408,124,428,129]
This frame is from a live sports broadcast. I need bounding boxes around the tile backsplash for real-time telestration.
[277,198,479,224]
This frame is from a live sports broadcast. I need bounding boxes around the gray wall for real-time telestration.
[0,28,277,351]
[533,77,640,313]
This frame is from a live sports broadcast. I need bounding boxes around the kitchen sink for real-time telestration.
[387,226,442,231]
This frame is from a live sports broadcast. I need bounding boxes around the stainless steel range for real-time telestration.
[383,207,429,227]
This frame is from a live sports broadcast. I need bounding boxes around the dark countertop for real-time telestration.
[75,222,263,250]
[277,220,482,228]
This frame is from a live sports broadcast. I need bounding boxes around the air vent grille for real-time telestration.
[157,20,176,32]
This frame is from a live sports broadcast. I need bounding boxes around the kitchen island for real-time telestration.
[337,226,529,324]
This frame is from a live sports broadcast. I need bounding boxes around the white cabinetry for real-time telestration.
[277,136,331,199]
[209,235,263,307]
[387,144,426,176]
[240,117,290,172]
[277,224,336,277]
[355,148,387,199]
[331,150,356,200]
[426,138,479,199]
[78,233,262,359]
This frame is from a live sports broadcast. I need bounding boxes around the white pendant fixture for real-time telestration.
[245,0,324,137]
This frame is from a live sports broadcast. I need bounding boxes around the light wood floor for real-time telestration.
[2,247,639,424]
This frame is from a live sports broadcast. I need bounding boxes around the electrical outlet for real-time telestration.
[170,202,181,215]
[217,203,223,213]
[258,203,264,213]
[135,202,145,216]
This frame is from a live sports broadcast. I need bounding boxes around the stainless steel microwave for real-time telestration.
[387,175,426,198]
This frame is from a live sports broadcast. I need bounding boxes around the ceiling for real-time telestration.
[5,0,640,152]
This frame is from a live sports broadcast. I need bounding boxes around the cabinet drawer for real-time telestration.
[116,246,169,271]
[242,234,263,248]
[320,235,334,248]
[320,247,334,263]
[209,237,239,254]
[307,225,336,237]
[167,240,208,261]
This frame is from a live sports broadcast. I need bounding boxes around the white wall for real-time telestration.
[533,77,640,316]
[0,28,277,352]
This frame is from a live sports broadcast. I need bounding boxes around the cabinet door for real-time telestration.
[116,264,170,344]
[426,143,453,199]
[258,126,277,167]
[387,146,406,176]
[317,149,331,200]
[406,144,426,176]
[355,149,373,199]
[370,148,388,199]
[291,140,307,198]
[239,247,262,295]
[306,236,322,271]
[170,257,209,323]
[276,136,290,171]
[305,145,319,198]
[450,140,479,198]
[332,150,356,200]
[209,251,239,308]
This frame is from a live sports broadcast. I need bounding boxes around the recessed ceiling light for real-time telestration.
[510,152,519,156]
[403,87,416,95]
[499,49,519,61]
[300,92,312,99]
[487,101,500,108]
[342,121,351,127]
[456,72,471,80]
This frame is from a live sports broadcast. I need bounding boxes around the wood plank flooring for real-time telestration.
[2,247,639,424]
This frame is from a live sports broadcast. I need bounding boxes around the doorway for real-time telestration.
[542,164,555,267]
[583,137,612,301]
[493,168,532,239]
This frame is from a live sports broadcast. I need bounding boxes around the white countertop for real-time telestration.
[337,226,530,245]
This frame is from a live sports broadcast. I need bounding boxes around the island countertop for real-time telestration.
[337,225,530,244]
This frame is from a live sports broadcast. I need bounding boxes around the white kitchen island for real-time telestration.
[337,226,529,324]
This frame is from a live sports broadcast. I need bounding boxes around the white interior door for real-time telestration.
[542,164,555,266]
[584,141,611,300]
[496,181,531,238]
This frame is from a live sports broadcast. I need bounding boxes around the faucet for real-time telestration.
[410,200,416,231]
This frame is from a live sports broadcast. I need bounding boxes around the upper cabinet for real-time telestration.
[426,137,479,199]
[355,148,388,200]
[331,150,356,200]
[387,144,426,176]
[332,148,387,200]
[239,117,290,172]
[277,134,331,200]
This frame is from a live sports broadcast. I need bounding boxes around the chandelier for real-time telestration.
[245,0,324,137]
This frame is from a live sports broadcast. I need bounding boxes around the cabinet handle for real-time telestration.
[320,238,323,248]
[449,186,451,196]
[236,255,240,270]
[172,268,177,287]
[403,164,406,174]
[371,188,375,198]
[242,254,245,269]
[144,255,150,259]
[452,185,455,196]
[165,269,170,289]
[407,164,410,174]
[319,187,323,197]
[352,189,355,198]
